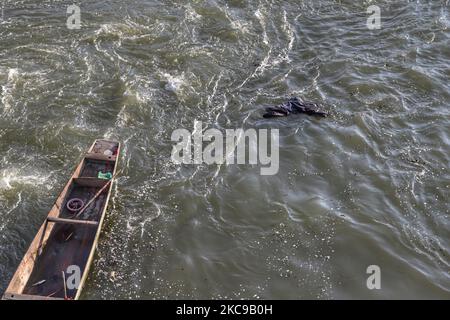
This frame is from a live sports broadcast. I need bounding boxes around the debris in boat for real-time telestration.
[98,171,113,180]
[94,195,104,214]
[263,97,328,118]
[31,279,46,287]
[46,290,59,298]
[67,198,84,212]
[65,232,74,242]
[82,195,104,220]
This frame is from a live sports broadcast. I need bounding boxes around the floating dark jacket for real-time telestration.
[263,97,328,118]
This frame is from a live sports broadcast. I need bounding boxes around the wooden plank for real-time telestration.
[85,153,116,162]
[47,217,99,226]
[73,177,109,188]
[2,292,64,300]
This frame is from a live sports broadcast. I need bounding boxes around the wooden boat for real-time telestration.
[2,139,120,300]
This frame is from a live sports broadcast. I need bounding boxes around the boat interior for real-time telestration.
[3,140,119,300]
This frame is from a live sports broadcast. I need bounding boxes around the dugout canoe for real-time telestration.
[2,139,120,300]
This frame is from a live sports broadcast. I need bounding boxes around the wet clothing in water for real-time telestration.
[263,97,328,118]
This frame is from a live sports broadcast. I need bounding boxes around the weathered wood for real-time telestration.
[2,292,64,300]
[73,177,109,188]
[2,139,120,301]
[85,153,117,162]
[47,216,99,226]
[37,219,50,256]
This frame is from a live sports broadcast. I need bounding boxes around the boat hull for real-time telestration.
[2,139,120,300]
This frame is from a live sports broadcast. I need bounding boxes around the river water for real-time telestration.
[0,0,449,299]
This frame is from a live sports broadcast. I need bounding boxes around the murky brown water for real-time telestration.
[0,0,449,299]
